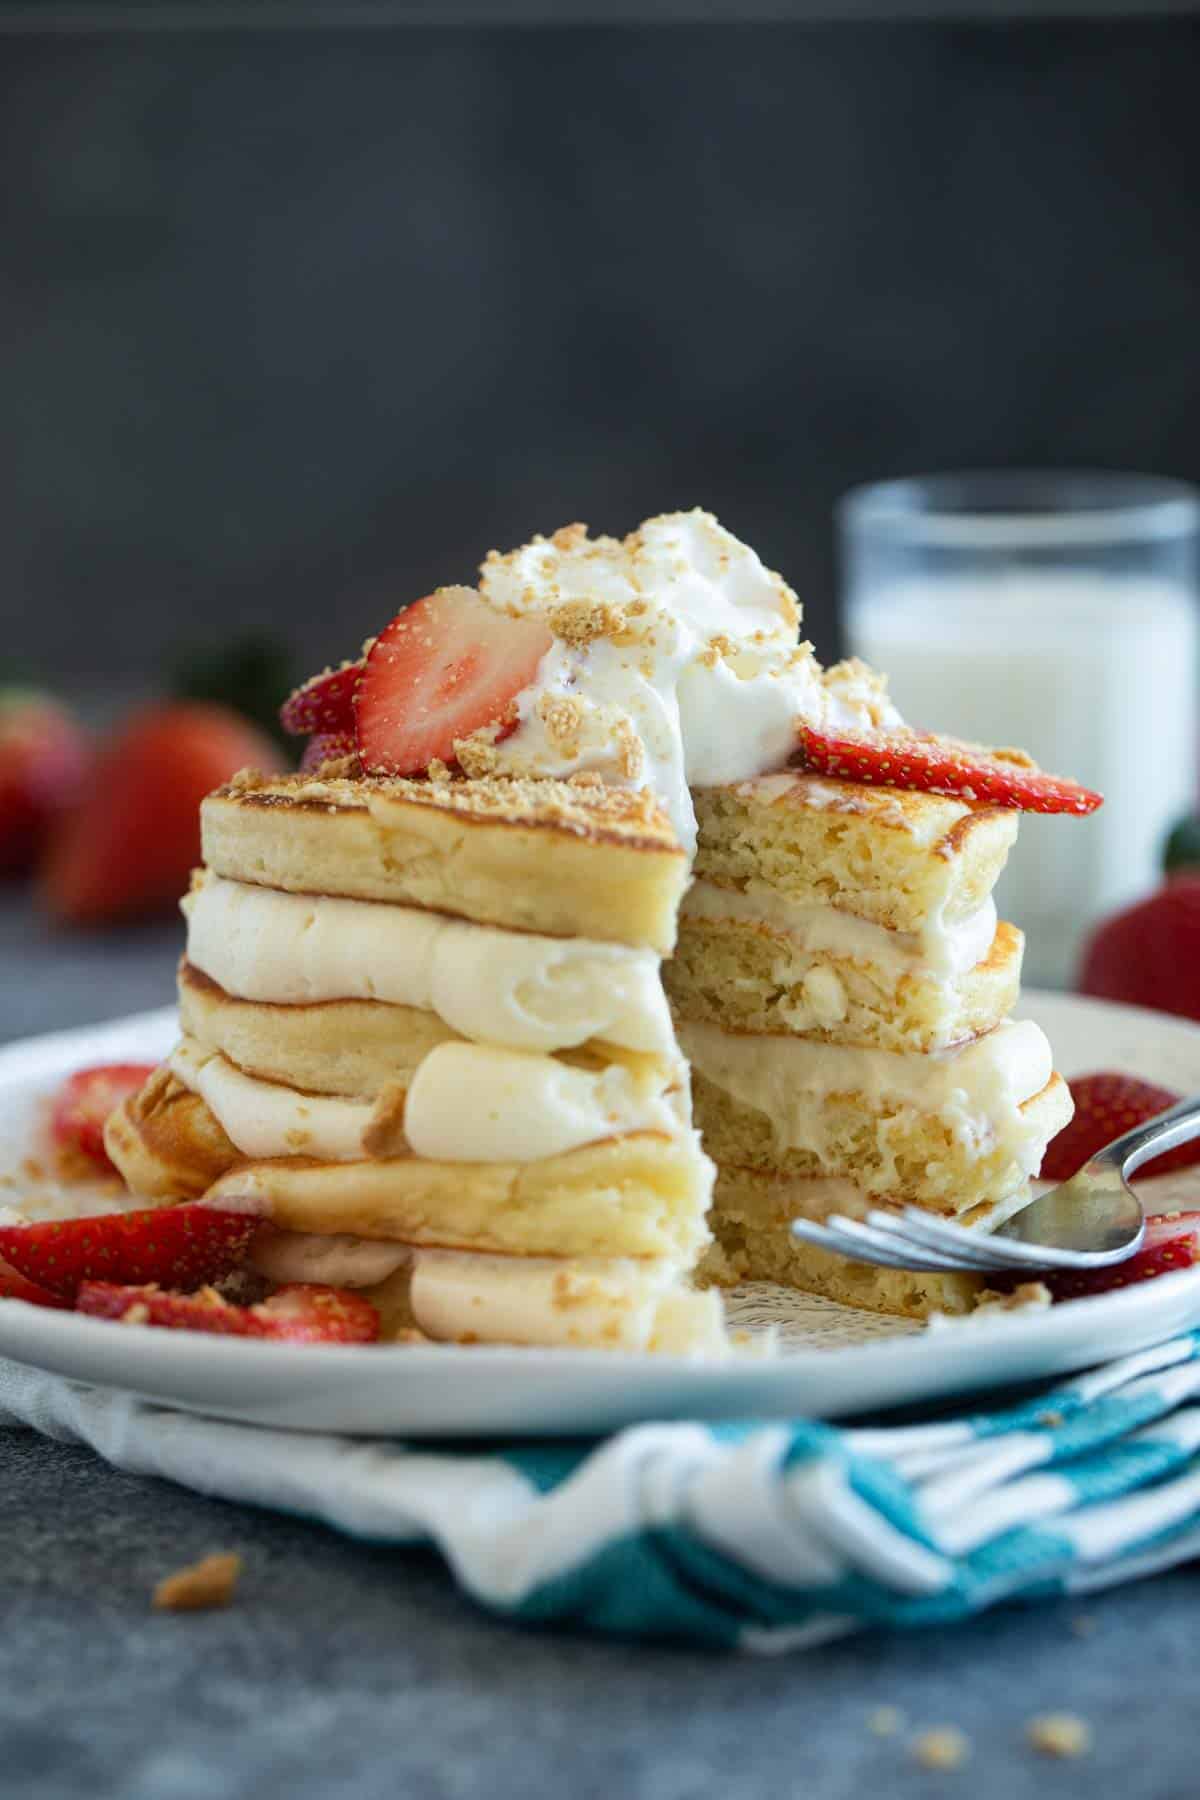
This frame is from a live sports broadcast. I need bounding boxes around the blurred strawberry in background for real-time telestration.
[0,688,89,877]
[41,701,285,926]
[1079,806,1200,1020]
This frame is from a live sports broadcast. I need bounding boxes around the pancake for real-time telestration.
[178,961,460,1099]
[692,772,1018,935]
[688,1066,1071,1213]
[665,911,1023,1053]
[202,768,688,953]
[700,1168,986,1319]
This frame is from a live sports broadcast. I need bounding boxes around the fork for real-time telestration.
[789,1093,1200,1275]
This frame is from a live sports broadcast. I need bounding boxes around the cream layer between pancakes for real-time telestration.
[171,846,720,1349]
[680,879,998,981]
[677,1016,1054,1173]
[168,1039,688,1164]
[178,868,695,1163]
[184,872,675,1056]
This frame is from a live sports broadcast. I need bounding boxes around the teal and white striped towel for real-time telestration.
[5,1334,1200,1651]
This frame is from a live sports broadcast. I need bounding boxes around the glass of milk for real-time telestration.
[839,471,1200,989]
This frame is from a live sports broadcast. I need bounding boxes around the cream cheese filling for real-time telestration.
[246,1231,726,1352]
[678,1017,1053,1169]
[680,879,998,979]
[184,873,675,1057]
[408,1250,728,1354]
[168,1038,686,1165]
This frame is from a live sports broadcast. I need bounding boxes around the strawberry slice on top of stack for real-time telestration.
[279,587,552,779]
[280,583,1102,823]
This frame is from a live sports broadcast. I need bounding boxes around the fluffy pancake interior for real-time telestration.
[665,914,1023,1053]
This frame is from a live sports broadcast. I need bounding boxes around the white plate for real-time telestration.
[1,992,1199,1437]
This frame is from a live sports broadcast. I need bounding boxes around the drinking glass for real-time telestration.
[838,471,1200,988]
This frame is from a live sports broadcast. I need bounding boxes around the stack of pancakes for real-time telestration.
[106,768,726,1352]
[108,763,1073,1342]
[665,771,1072,1317]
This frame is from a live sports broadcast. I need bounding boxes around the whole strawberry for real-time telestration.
[41,701,284,925]
[1041,1071,1199,1183]
[0,688,88,877]
[1078,879,1200,1022]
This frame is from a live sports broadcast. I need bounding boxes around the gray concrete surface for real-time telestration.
[1,894,1194,1800]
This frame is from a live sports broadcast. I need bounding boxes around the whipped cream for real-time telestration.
[679,1017,1053,1174]
[681,880,998,979]
[185,873,675,1057]
[409,1249,729,1354]
[169,1037,685,1166]
[477,511,901,851]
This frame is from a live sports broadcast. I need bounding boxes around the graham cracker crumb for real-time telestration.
[912,1728,970,1770]
[426,758,452,783]
[1026,1714,1091,1758]
[153,1551,242,1612]
[120,1302,150,1326]
[613,717,645,781]
[451,730,501,779]
[1036,1410,1065,1428]
[867,1705,904,1737]
[362,1082,410,1158]
[311,752,362,781]
[698,632,736,669]
[549,597,627,645]
[19,1158,46,1184]
[537,692,584,758]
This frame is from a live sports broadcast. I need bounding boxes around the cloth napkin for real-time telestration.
[6,1334,1200,1652]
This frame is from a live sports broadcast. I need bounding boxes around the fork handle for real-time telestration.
[1091,1092,1200,1177]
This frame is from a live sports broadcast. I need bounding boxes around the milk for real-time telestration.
[848,573,1198,987]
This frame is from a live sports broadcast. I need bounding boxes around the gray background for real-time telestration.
[4,13,1200,691]
[5,21,1200,1799]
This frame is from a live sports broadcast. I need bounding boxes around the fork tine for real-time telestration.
[790,1214,980,1274]
[789,1217,922,1269]
[860,1209,993,1272]
[894,1207,1057,1271]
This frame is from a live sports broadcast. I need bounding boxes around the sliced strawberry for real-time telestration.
[0,1203,258,1299]
[355,587,552,776]
[299,730,358,773]
[50,1062,156,1171]
[280,659,365,737]
[75,1279,380,1343]
[254,1282,379,1343]
[1041,1072,1200,1183]
[793,724,1102,817]
[77,1281,264,1335]
[1023,1213,1200,1303]
[0,1257,71,1310]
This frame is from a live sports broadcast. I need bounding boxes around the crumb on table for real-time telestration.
[912,1727,970,1770]
[153,1551,242,1612]
[1026,1713,1092,1758]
